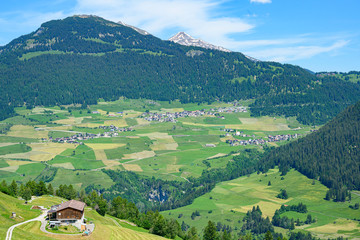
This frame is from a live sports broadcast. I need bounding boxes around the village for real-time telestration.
[223,129,300,146]
[47,125,134,144]
[141,106,247,122]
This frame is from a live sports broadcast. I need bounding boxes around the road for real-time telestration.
[5,211,47,240]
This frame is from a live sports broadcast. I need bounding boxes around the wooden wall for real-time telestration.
[57,208,83,220]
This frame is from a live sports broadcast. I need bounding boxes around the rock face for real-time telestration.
[169,32,231,52]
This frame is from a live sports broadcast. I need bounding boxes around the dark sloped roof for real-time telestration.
[57,200,85,212]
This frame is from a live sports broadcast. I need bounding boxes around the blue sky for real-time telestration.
[1,0,359,72]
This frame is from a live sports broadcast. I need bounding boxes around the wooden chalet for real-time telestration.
[48,200,85,222]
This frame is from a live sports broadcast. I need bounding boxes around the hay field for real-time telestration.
[86,143,126,150]
[0,165,19,172]
[77,123,105,128]
[136,118,151,125]
[160,108,185,113]
[94,149,108,161]
[308,219,359,234]
[102,119,128,127]
[52,162,75,169]
[122,150,155,160]
[233,200,282,218]
[5,160,36,167]
[138,132,178,151]
[7,125,48,139]
[1,142,75,162]
[54,117,85,125]
[234,116,290,131]
[102,160,122,168]
[0,143,17,147]
[122,164,143,172]
[207,153,227,159]
[31,107,67,114]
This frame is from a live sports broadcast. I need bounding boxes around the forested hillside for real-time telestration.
[1,15,359,124]
[260,100,360,195]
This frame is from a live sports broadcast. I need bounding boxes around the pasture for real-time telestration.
[162,169,360,239]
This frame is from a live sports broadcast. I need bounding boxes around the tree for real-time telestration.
[21,187,32,202]
[164,219,180,239]
[264,231,273,240]
[79,189,86,201]
[150,214,166,237]
[220,229,231,240]
[186,227,199,240]
[203,221,218,240]
[37,181,47,196]
[9,180,18,197]
[96,196,108,216]
[47,183,54,195]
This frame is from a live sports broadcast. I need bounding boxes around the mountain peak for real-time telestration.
[117,21,150,35]
[169,32,231,52]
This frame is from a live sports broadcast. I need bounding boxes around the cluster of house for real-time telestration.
[47,199,93,234]
[211,106,247,113]
[92,111,124,117]
[98,125,134,133]
[224,129,300,146]
[47,126,133,144]
[141,106,247,123]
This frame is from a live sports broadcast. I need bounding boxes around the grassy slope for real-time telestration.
[0,192,40,239]
[1,194,168,240]
[162,169,360,239]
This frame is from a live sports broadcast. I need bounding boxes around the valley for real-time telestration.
[1,98,359,239]
[0,99,311,185]
[0,14,359,240]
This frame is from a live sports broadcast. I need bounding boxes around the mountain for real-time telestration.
[169,31,231,52]
[118,21,150,35]
[260,100,360,193]
[0,15,359,125]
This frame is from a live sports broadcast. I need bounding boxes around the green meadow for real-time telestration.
[163,169,360,239]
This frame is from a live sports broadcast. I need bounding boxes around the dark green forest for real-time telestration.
[1,15,360,124]
[260,100,360,197]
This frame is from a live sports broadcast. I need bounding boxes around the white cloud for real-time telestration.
[250,0,272,4]
[73,0,254,45]
[245,40,349,62]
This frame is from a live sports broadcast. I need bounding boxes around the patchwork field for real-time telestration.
[1,99,310,182]
[162,169,360,239]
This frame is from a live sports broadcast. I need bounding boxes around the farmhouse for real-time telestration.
[48,200,86,230]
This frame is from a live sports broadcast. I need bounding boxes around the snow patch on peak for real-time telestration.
[169,32,231,53]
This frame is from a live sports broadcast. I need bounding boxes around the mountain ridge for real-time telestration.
[0,15,359,125]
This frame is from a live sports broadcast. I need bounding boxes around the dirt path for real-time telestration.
[6,211,47,240]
